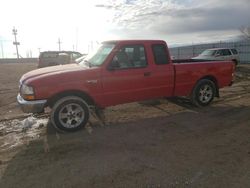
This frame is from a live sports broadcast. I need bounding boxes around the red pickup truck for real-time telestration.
[17,40,235,132]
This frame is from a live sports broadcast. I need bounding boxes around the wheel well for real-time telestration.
[47,90,95,108]
[198,75,219,97]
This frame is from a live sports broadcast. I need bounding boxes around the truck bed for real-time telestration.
[173,60,234,97]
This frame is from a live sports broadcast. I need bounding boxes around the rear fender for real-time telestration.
[192,76,219,98]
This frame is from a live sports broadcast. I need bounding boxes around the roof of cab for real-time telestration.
[102,40,166,44]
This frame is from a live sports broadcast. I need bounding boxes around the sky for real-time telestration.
[0,0,249,58]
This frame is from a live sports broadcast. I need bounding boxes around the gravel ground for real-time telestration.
[0,63,250,188]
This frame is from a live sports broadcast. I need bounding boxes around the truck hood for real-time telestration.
[21,64,88,83]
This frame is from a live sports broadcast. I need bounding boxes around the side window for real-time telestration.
[221,49,231,56]
[111,45,147,69]
[231,49,238,55]
[215,50,222,56]
[152,44,169,65]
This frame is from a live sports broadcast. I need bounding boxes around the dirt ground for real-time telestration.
[0,63,250,188]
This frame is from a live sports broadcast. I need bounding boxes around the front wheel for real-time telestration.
[51,96,89,132]
[191,79,216,107]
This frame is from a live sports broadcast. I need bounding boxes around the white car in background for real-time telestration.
[192,48,240,66]
[75,54,87,63]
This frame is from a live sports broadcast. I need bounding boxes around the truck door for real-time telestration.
[101,44,153,106]
[145,44,175,98]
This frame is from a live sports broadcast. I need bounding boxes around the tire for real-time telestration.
[191,79,216,107]
[51,96,89,132]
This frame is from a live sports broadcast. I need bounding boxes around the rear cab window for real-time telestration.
[152,44,169,65]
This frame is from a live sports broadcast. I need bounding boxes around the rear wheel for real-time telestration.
[191,79,216,107]
[51,96,89,132]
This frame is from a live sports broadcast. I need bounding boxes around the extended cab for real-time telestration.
[17,40,235,132]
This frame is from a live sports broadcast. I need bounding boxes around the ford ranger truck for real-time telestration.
[17,40,235,132]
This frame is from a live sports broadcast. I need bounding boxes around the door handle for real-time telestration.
[86,80,98,84]
[144,72,151,77]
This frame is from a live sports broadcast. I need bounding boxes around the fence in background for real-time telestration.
[169,40,250,64]
[0,58,38,64]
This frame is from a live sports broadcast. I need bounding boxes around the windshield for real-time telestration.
[200,49,216,56]
[80,43,115,67]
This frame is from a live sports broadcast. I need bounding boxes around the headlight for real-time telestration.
[20,84,35,100]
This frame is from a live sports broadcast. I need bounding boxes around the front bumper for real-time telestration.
[17,94,47,113]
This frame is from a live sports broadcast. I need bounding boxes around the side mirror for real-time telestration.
[108,59,120,71]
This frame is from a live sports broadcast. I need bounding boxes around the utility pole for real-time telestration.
[12,27,20,59]
[57,38,62,51]
[75,28,78,51]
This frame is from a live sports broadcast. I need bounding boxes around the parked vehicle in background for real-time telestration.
[38,51,82,68]
[75,54,88,64]
[192,48,240,66]
[18,40,235,132]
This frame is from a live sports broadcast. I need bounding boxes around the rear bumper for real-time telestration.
[17,94,47,113]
